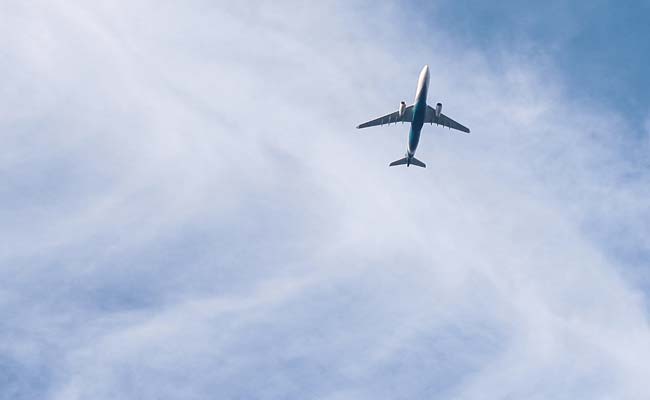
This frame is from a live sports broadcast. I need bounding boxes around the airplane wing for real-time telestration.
[425,105,470,133]
[357,105,413,129]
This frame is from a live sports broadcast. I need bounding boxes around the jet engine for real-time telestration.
[435,102,442,118]
[398,101,406,118]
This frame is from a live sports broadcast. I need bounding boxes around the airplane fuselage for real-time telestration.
[407,65,430,159]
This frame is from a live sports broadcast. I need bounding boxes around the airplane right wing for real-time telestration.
[357,105,413,129]
[425,106,470,133]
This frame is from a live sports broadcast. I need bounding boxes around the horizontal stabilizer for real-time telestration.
[389,157,408,167]
[410,157,426,168]
[389,156,426,168]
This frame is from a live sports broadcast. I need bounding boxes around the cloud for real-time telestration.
[1,1,649,399]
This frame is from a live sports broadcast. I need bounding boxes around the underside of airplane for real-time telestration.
[356,65,470,168]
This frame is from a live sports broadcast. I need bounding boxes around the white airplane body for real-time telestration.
[357,65,470,168]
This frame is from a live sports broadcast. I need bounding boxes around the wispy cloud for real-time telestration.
[1,1,649,399]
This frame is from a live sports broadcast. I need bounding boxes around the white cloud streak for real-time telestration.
[1,1,649,399]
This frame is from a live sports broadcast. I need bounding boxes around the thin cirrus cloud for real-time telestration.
[1,1,649,399]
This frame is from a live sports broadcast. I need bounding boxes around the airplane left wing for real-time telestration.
[425,105,470,133]
[357,105,413,129]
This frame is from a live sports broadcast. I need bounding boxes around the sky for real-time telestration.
[1,1,650,399]
[423,0,650,125]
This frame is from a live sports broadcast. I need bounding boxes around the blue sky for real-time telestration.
[422,0,650,125]
[2,1,650,399]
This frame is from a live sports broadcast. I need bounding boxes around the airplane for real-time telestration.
[356,65,470,168]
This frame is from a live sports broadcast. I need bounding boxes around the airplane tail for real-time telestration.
[389,156,426,168]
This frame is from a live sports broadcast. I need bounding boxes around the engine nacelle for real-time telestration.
[398,101,406,118]
[435,102,442,118]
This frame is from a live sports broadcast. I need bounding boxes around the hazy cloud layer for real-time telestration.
[1,1,649,399]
